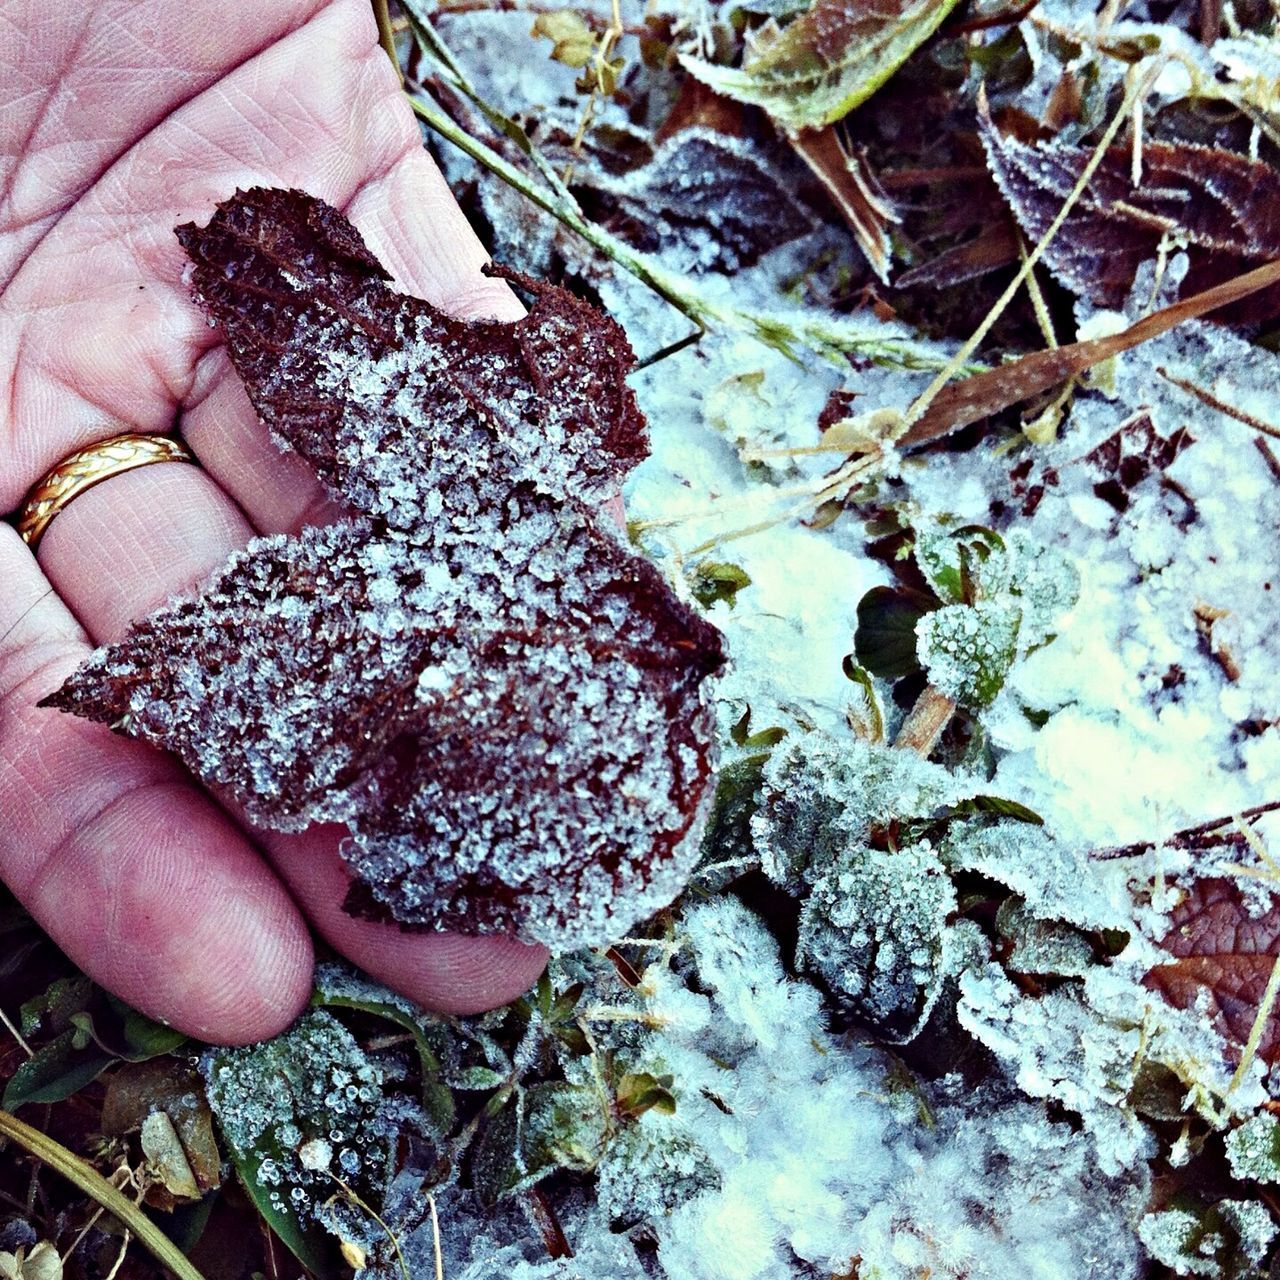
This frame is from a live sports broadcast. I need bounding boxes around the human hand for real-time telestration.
[0,0,549,1043]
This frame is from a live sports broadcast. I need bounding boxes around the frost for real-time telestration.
[917,600,1022,708]
[1139,1201,1277,1277]
[204,1011,433,1247]
[752,732,968,891]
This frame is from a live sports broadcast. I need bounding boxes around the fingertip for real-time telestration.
[390,934,550,1017]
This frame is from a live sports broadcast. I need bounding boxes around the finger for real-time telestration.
[260,825,548,1016]
[40,463,545,1012]
[180,19,523,534]
[0,524,314,1043]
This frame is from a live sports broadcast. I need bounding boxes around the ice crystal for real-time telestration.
[204,1011,431,1241]
[43,188,724,948]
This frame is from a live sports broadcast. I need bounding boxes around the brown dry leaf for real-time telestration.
[44,188,724,949]
[982,109,1280,319]
[790,125,900,281]
[901,256,1280,448]
[1146,878,1280,1063]
[102,1058,222,1203]
[141,1110,201,1202]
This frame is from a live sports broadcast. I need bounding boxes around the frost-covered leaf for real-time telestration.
[522,1081,609,1176]
[916,600,1021,708]
[912,521,1006,605]
[312,965,455,1136]
[798,838,956,1037]
[981,113,1280,318]
[205,1010,434,1279]
[1225,1111,1280,1183]
[753,732,967,892]
[1145,877,1280,1064]
[1139,1200,1277,1278]
[680,0,965,134]
[43,188,724,950]
[996,898,1095,978]
[570,128,817,273]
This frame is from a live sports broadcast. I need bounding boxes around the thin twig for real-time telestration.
[1157,366,1280,441]
[1230,952,1280,1093]
[1255,436,1280,483]
[1091,799,1280,859]
[902,62,1160,432]
[0,1005,33,1057]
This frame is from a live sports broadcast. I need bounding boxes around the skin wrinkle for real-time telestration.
[1,4,463,507]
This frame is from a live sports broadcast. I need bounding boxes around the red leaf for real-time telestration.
[43,188,724,949]
[1146,878,1280,1064]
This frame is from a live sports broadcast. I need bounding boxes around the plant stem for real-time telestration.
[372,0,400,74]
[0,1108,208,1280]
[893,684,956,757]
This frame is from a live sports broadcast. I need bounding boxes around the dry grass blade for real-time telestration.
[0,1108,208,1280]
[900,257,1280,448]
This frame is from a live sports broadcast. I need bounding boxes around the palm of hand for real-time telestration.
[0,0,547,1042]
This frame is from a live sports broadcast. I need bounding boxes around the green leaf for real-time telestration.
[854,585,935,679]
[312,975,456,1136]
[690,559,752,609]
[841,657,885,742]
[680,0,965,133]
[616,1071,677,1119]
[205,1014,370,1280]
[112,999,188,1060]
[953,794,1045,825]
[2,1029,113,1109]
[453,1066,510,1091]
[20,975,92,1037]
[472,1101,521,1206]
[916,601,1021,708]
[913,523,1006,605]
[522,1082,609,1177]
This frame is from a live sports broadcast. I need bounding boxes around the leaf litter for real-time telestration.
[9,0,1280,1277]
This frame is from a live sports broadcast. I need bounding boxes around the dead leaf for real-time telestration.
[0,1244,61,1280]
[101,1058,221,1201]
[901,256,1280,448]
[1146,877,1280,1063]
[141,1110,201,1201]
[44,188,724,950]
[1082,412,1195,513]
[982,109,1280,320]
[568,127,817,273]
[790,126,899,281]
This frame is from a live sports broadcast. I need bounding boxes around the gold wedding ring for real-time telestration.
[15,432,197,552]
